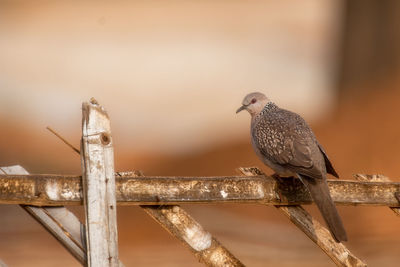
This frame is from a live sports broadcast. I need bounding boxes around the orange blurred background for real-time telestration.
[1,1,400,266]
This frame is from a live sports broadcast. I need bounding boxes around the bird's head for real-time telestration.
[236,92,271,116]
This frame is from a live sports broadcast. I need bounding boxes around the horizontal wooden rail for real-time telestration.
[239,167,367,267]
[0,174,399,207]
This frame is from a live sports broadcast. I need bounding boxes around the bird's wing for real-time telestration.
[317,142,339,178]
[284,137,324,179]
[253,111,323,179]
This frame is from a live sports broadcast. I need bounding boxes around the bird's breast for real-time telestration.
[250,125,294,177]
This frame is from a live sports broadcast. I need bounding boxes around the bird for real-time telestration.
[236,92,347,242]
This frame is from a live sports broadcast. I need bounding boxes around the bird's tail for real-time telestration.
[299,174,348,242]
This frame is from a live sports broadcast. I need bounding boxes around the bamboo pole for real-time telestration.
[0,174,399,207]
[238,167,367,267]
[80,99,120,267]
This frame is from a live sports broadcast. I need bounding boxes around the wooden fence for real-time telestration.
[1,98,399,266]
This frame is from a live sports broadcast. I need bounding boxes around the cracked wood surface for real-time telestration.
[354,174,400,216]
[81,99,120,267]
[238,167,367,267]
[122,171,245,267]
[0,173,399,207]
[143,205,245,267]
[0,165,87,264]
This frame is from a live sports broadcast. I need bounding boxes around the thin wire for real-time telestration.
[46,126,80,155]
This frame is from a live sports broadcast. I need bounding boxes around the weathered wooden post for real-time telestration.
[81,98,120,266]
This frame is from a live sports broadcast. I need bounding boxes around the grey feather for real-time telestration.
[251,103,324,180]
[299,174,347,242]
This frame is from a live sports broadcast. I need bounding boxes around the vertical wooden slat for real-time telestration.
[0,165,86,264]
[238,167,366,267]
[81,98,120,267]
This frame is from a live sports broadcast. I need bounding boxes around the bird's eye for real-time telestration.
[251,98,257,104]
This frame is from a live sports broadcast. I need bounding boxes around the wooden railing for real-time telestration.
[1,99,399,266]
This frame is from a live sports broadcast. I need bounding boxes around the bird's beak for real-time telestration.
[236,105,247,114]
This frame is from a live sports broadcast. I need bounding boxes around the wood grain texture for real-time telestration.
[120,171,244,266]
[279,205,366,267]
[0,173,399,207]
[143,205,244,267]
[81,99,120,267]
[354,174,400,216]
[0,165,86,264]
[238,167,367,267]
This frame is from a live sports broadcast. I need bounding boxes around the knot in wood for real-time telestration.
[100,132,111,145]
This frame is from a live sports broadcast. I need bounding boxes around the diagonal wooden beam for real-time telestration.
[237,167,366,267]
[143,205,245,267]
[119,171,245,266]
[0,165,86,264]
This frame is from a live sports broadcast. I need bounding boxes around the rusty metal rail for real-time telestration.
[0,173,399,207]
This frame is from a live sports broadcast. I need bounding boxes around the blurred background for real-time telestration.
[1,0,400,266]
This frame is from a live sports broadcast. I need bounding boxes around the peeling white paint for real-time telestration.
[167,213,181,225]
[338,250,349,262]
[183,224,212,251]
[220,190,228,198]
[61,189,77,200]
[163,208,212,252]
[46,182,60,200]
[0,165,29,175]
[257,184,265,198]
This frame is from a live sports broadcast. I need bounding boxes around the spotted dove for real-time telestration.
[236,92,347,242]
